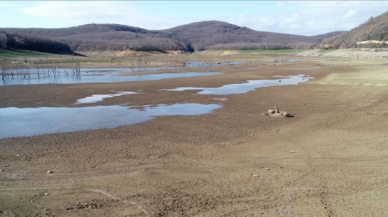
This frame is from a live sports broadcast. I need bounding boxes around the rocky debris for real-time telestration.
[47,171,54,174]
[262,109,293,118]
[262,100,294,118]
[66,200,104,210]
[298,48,388,59]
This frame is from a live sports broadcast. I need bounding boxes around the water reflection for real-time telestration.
[0,72,222,86]
[163,74,312,95]
[0,103,222,139]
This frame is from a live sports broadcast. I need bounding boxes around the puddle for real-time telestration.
[0,72,222,86]
[76,91,138,104]
[245,65,262,70]
[163,74,313,95]
[278,66,321,70]
[186,61,244,67]
[0,103,222,139]
[213,97,227,101]
[285,59,297,63]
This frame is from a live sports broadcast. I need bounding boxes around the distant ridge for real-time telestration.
[1,21,345,53]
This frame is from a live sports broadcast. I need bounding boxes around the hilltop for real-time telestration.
[162,21,337,51]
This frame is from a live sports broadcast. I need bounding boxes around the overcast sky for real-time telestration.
[0,1,387,36]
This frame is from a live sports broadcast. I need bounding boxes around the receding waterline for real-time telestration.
[0,72,222,86]
[0,103,222,139]
[163,74,313,95]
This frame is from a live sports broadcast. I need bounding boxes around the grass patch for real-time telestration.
[0,50,54,57]
[317,49,332,53]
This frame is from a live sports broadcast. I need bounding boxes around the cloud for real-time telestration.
[21,2,135,24]
[344,10,357,18]
[222,1,388,35]
[0,2,15,7]
[19,1,388,35]
[19,1,195,29]
[276,2,283,7]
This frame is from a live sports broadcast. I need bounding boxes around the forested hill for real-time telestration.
[2,21,344,53]
[0,30,71,53]
[4,24,188,52]
[323,11,388,48]
[162,21,343,50]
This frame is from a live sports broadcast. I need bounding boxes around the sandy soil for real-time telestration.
[1,57,388,216]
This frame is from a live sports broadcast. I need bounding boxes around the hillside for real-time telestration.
[2,21,344,53]
[5,24,187,52]
[323,11,388,48]
[163,21,340,51]
[0,30,71,53]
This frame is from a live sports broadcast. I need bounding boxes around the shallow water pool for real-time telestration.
[163,74,312,95]
[0,71,222,86]
[0,103,222,139]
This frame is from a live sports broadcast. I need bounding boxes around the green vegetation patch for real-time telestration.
[0,50,53,57]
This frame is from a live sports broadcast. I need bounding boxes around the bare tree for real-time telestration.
[0,60,9,80]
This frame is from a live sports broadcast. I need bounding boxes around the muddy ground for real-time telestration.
[1,57,388,216]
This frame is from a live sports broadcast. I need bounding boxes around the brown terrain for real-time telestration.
[1,55,388,216]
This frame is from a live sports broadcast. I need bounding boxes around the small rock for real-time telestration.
[266,168,270,171]
[47,171,54,174]
[252,174,259,177]
[0,169,3,172]
[289,150,297,153]
[43,193,49,196]
[16,154,20,157]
